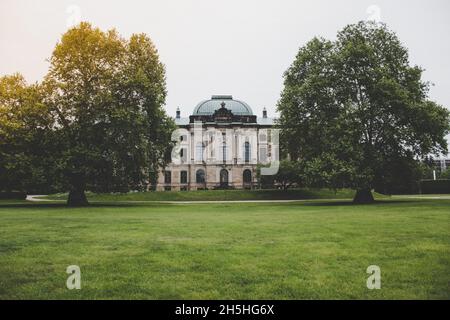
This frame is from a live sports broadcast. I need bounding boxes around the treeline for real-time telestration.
[1,21,449,205]
[257,159,450,195]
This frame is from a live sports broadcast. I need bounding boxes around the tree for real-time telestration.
[43,22,174,206]
[0,74,57,193]
[257,160,301,190]
[278,21,450,203]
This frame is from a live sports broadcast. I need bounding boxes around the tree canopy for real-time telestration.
[0,74,57,193]
[278,21,450,202]
[0,22,175,205]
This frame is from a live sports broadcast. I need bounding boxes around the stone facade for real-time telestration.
[156,95,276,191]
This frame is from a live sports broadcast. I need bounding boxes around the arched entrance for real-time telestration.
[243,169,252,182]
[243,169,252,189]
[220,169,229,188]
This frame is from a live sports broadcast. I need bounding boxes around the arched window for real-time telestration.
[244,142,251,163]
[196,169,205,183]
[196,142,205,162]
[243,169,252,184]
[220,169,228,187]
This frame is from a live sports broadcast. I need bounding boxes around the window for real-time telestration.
[222,132,227,162]
[164,171,171,184]
[222,142,227,162]
[243,169,252,183]
[196,169,205,183]
[244,142,251,163]
[259,133,267,142]
[259,147,267,163]
[163,150,171,163]
[196,142,205,162]
[180,148,187,162]
[180,171,187,184]
[164,186,171,191]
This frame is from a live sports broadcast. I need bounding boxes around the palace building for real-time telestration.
[156,95,277,191]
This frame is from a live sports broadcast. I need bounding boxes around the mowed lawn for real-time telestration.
[0,199,449,299]
[42,188,358,201]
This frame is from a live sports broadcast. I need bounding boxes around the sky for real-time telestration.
[1,0,450,145]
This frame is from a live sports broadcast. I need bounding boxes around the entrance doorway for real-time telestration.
[220,169,229,188]
[243,169,252,188]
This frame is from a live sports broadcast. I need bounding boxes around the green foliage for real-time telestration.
[42,22,174,203]
[0,191,26,200]
[372,157,432,194]
[278,21,450,197]
[439,167,450,179]
[0,74,58,193]
[0,23,175,204]
[257,160,302,189]
[420,179,450,194]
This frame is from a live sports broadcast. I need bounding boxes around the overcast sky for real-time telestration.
[1,0,449,128]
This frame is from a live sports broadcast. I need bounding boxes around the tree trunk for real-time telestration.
[67,188,88,206]
[353,188,374,204]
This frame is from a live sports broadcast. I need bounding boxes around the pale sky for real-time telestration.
[1,0,449,140]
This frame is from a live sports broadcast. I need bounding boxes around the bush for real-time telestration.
[420,179,450,194]
[0,191,27,200]
[440,168,450,179]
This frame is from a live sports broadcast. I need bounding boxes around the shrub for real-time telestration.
[0,191,27,200]
[420,179,450,194]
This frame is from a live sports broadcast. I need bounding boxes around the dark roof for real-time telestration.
[193,95,253,116]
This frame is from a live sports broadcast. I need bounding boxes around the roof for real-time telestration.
[256,117,276,125]
[175,116,275,126]
[192,95,253,116]
[175,117,189,126]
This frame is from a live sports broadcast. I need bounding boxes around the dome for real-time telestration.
[193,95,253,116]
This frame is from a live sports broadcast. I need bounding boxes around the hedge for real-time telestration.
[420,179,450,194]
[0,191,27,200]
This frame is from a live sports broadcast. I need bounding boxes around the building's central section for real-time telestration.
[157,95,276,191]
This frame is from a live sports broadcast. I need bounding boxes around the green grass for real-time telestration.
[42,188,371,202]
[0,198,449,299]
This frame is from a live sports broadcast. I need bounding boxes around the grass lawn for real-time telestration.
[0,198,449,299]
[42,188,363,202]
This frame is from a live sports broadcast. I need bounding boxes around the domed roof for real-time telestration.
[193,95,253,116]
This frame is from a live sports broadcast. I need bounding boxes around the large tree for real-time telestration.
[43,22,174,206]
[278,21,450,203]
